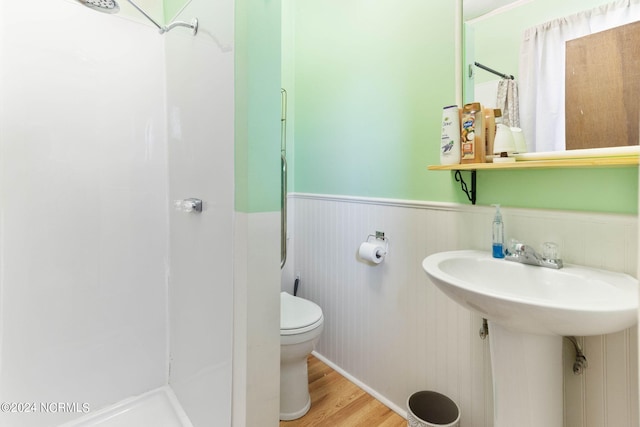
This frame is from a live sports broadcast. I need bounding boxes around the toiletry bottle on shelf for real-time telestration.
[494,109,503,125]
[492,204,505,258]
[440,105,461,165]
[460,102,485,164]
[484,108,496,162]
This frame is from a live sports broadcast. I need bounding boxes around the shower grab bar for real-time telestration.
[280,89,288,269]
[281,153,287,269]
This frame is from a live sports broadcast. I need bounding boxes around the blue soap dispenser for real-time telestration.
[492,204,505,258]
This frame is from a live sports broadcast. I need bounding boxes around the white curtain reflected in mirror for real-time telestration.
[519,0,640,152]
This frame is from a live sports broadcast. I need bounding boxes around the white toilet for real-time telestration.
[280,291,324,421]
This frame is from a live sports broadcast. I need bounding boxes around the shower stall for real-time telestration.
[0,0,281,426]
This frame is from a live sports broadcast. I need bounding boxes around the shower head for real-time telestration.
[76,0,120,14]
[75,0,198,36]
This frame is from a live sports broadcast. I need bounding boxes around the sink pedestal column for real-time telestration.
[488,322,563,427]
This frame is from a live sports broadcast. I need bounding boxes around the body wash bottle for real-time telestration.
[440,105,461,165]
[492,204,505,258]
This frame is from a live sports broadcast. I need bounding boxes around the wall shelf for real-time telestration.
[428,156,639,171]
[428,156,639,205]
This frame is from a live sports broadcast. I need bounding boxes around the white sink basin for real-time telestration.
[422,250,638,336]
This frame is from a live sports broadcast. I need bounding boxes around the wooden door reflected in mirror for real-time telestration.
[565,20,640,150]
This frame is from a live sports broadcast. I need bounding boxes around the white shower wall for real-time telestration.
[0,2,169,427]
[164,0,235,426]
[291,194,639,427]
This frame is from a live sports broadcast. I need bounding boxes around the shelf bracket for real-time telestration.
[454,170,476,205]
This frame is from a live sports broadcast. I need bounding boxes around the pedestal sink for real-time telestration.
[422,250,638,427]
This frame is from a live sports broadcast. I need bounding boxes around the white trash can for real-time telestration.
[407,391,460,427]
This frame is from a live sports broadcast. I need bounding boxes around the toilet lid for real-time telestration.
[280,292,323,332]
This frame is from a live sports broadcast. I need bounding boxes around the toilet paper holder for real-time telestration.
[359,231,389,264]
[367,231,389,255]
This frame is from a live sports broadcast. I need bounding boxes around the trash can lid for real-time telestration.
[408,391,460,425]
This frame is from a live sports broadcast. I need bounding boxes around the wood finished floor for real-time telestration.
[279,355,406,427]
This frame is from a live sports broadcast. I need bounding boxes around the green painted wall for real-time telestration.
[290,0,460,202]
[235,0,282,213]
[286,1,637,214]
[477,167,638,213]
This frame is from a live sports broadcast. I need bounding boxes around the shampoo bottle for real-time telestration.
[440,105,461,165]
[492,204,505,258]
[460,102,485,164]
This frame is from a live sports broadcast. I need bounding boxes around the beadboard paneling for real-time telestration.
[289,193,638,427]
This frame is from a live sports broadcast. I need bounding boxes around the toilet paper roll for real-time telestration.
[359,242,386,264]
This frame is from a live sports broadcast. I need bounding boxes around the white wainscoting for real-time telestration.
[289,193,638,427]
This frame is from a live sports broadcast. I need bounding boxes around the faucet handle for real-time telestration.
[508,238,522,254]
[542,242,560,260]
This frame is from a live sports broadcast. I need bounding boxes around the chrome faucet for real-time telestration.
[505,241,563,269]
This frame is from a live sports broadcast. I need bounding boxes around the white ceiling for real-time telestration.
[463,0,522,20]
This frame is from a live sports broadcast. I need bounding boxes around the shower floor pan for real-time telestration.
[59,387,193,427]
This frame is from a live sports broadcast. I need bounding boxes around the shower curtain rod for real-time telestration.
[474,62,514,80]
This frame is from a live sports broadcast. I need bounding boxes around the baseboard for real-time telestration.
[311,351,408,420]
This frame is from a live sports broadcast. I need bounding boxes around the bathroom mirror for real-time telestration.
[463,0,640,153]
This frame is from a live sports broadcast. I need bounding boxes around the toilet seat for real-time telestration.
[279,292,324,420]
[280,292,323,336]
